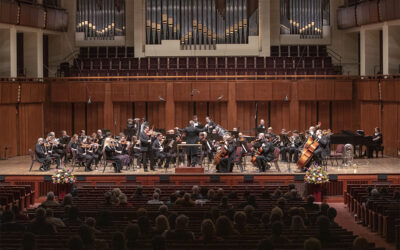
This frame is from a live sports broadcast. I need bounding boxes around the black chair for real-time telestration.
[29,149,42,172]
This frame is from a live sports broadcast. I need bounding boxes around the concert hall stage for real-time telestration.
[0,156,399,202]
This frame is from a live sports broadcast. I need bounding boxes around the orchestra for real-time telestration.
[33,117,383,174]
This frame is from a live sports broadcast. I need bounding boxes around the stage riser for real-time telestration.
[3,174,400,200]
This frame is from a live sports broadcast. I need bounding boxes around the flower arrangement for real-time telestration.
[304,163,329,184]
[52,168,76,184]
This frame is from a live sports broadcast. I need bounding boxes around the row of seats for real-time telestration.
[71,56,333,71]
[79,46,135,59]
[271,45,328,57]
[67,67,340,77]
[345,184,400,246]
[0,185,35,211]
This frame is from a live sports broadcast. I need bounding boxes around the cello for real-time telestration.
[213,144,227,165]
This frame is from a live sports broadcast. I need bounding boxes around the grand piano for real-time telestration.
[330,130,373,157]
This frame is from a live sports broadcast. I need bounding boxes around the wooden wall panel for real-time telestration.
[382,103,398,156]
[1,83,18,103]
[237,102,256,135]
[18,104,43,155]
[335,80,353,100]
[210,81,228,101]
[113,102,133,134]
[175,102,194,129]
[20,83,46,103]
[44,103,72,136]
[87,103,104,134]
[112,83,130,102]
[318,101,330,130]
[51,83,70,102]
[195,102,208,124]
[272,81,290,101]
[254,81,272,100]
[209,102,228,129]
[147,82,166,101]
[331,101,354,133]
[148,102,166,130]
[69,83,87,102]
[257,102,268,126]
[73,103,86,134]
[192,82,210,101]
[86,82,105,102]
[381,80,397,101]
[316,80,334,100]
[270,101,290,132]
[135,102,146,120]
[360,102,381,135]
[298,101,317,132]
[0,105,17,157]
[297,80,316,100]
[130,82,149,101]
[357,80,379,101]
[236,82,254,101]
[174,82,192,101]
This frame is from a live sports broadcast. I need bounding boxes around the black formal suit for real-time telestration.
[139,131,151,171]
[35,143,51,170]
[255,142,274,172]
[288,136,303,163]
[182,125,205,166]
[257,125,266,135]
[205,120,217,134]
[71,143,94,171]
[152,138,166,168]
[104,145,122,172]
[313,135,330,164]
[217,142,236,173]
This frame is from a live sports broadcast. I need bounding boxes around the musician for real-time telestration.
[257,119,266,135]
[131,136,142,169]
[254,133,275,172]
[152,133,166,169]
[216,136,236,173]
[313,130,330,165]
[45,132,61,169]
[309,126,317,140]
[96,130,105,145]
[278,129,290,162]
[126,118,139,140]
[199,132,214,164]
[78,130,87,144]
[205,117,217,134]
[287,130,302,163]
[70,134,94,172]
[235,132,249,172]
[86,137,101,170]
[117,136,132,168]
[368,127,383,158]
[140,126,152,172]
[267,127,277,138]
[35,138,52,171]
[193,115,203,128]
[103,137,123,173]
[58,130,71,164]
[180,120,206,167]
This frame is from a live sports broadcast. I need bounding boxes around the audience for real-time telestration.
[0,184,384,250]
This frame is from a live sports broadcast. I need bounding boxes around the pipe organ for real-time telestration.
[76,0,125,40]
[280,0,330,39]
[145,0,258,48]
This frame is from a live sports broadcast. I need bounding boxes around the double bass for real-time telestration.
[296,136,319,170]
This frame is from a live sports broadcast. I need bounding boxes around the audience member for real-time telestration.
[153,215,170,235]
[304,237,321,250]
[152,235,166,250]
[191,185,201,200]
[164,214,194,241]
[63,193,73,206]
[124,223,141,250]
[175,193,195,207]
[233,211,250,234]
[268,221,290,245]
[41,192,60,207]
[353,236,370,250]
[257,238,274,250]
[327,207,338,226]
[46,208,66,228]
[215,215,239,239]
[314,215,337,244]
[63,206,82,226]
[85,217,101,233]
[1,210,25,232]
[199,219,223,242]
[138,215,153,238]
[111,232,126,250]
[218,196,232,210]
[148,192,164,205]
[68,235,84,250]
[131,186,147,199]
[27,207,56,234]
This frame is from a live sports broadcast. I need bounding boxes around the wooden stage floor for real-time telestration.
[0,155,399,176]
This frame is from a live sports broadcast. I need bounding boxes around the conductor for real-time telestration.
[178,120,206,167]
